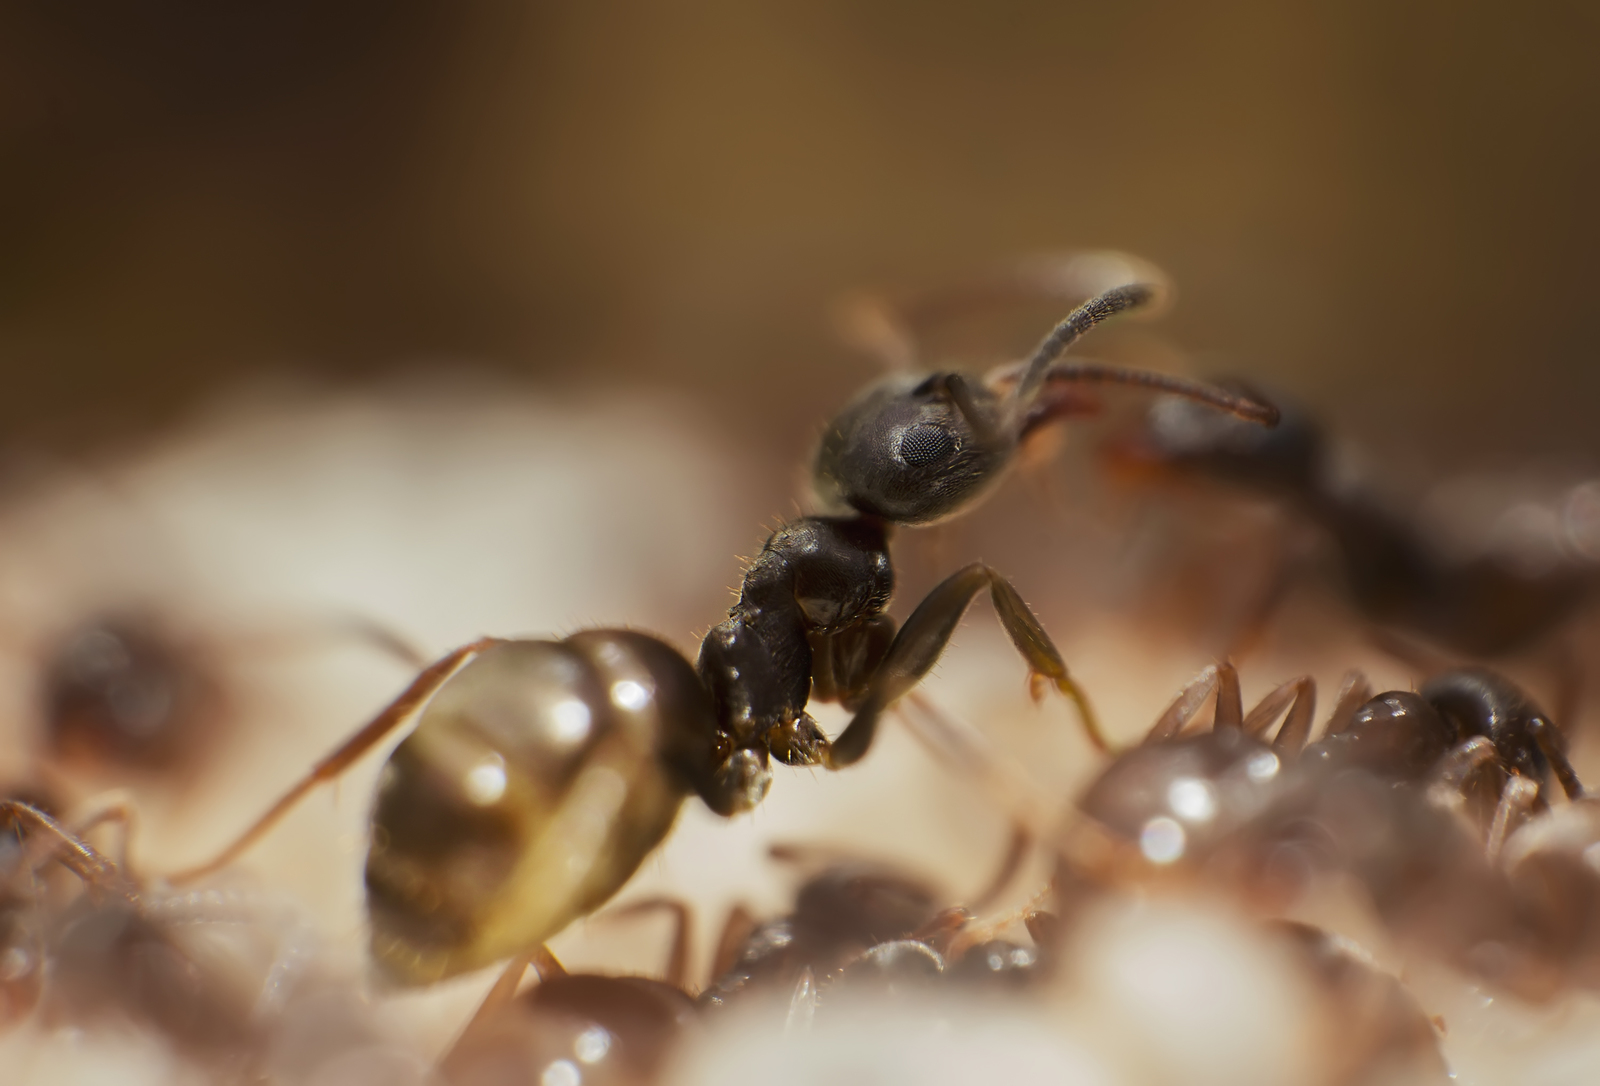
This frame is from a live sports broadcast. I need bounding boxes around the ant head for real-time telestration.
[815,282,1279,526]
[812,371,1013,525]
[1117,381,1316,495]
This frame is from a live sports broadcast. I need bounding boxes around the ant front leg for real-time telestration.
[823,563,1102,768]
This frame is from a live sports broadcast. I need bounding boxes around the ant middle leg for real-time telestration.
[1241,675,1317,754]
[823,563,1102,768]
[602,897,696,989]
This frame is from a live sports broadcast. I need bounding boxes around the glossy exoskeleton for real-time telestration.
[440,946,697,1086]
[169,261,1277,988]
[699,858,943,1012]
[1064,664,1589,999]
[1109,383,1592,658]
[0,801,297,1067]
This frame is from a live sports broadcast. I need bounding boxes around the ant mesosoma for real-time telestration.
[1107,382,1594,664]
[165,261,1277,988]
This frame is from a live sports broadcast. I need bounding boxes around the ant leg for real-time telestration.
[1364,627,1455,681]
[449,949,537,1047]
[894,692,1056,836]
[220,613,431,670]
[1212,662,1243,731]
[1324,670,1374,736]
[0,800,123,891]
[1528,715,1585,799]
[1144,664,1221,744]
[785,968,817,1034]
[1486,776,1542,861]
[709,903,758,982]
[1426,738,1500,830]
[440,943,564,1068]
[71,800,138,873]
[969,821,1032,913]
[167,637,502,884]
[1548,628,1584,736]
[603,898,695,989]
[1241,676,1317,753]
[824,564,1102,768]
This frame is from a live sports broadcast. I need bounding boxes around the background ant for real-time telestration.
[1105,382,1599,714]
[1053,662,1589,1002]
[0,799,408,1083]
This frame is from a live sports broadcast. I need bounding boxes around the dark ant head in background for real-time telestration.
[41,615,221,774]
[814,281,1279,526]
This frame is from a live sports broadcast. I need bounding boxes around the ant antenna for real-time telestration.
[1005,284,1280,431]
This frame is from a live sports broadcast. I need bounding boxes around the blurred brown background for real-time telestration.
[2,0,1597,466]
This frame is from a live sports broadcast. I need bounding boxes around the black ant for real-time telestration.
[164,260,1277,991]
[1106,382,1594,670]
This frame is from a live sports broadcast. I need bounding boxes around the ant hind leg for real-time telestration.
[167,637,503,884]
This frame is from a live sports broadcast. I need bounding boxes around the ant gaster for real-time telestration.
[168,264,1277,986]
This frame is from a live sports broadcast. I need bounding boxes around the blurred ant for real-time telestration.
[1106,384,1596,700]
[1057,663,1589,999]
[165,257,1275,991]
[438,941,697,1086]
[0,799,386,1078]
[440,838,1035,1086]
[7,608,428,809]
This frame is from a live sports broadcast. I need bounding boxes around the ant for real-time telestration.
[440,838,1032,1085]
[1105,382,1595,686]
[0,799,371,1078]
[438,941,697,1086]
[1052,662,1589,1000]
[11,607,428,809]
[165,258,1278,991]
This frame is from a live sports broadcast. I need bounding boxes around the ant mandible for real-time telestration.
[167,255,1278,986]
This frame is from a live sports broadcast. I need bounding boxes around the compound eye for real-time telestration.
[897,423,957,466]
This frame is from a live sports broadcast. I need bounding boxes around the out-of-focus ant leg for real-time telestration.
[604,897,695,989]
[167,637,503,884]
[1527,714,1584,800]
[223,614,431,671]
[1241,676,1317,754]
[970,822,1033,913]
[1144,664,1220,744]
[1324,670,1375,735]
[709,904,758,982]
[1364,627,1456,682]
[894,693,1056,842]
[1213,661,1244,731]
[71,800,138,873]
[0,800,125,892]
[825,563,1103,768]
[1426,737,1502,833]
[441,944,567,1066]
[1486,776,1542,861]
[785,968,817,1034]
